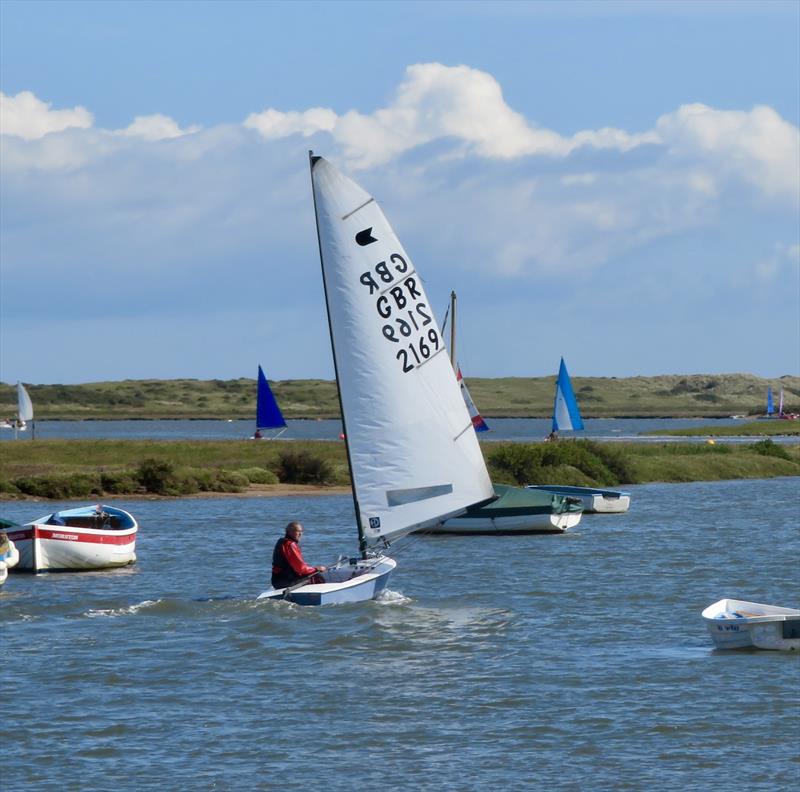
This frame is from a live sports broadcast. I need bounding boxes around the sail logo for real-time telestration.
[355,227,377,246]
[369,517,381,529]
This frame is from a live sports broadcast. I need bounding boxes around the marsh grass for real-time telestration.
[0,439,797,498]
[645,420,800,437]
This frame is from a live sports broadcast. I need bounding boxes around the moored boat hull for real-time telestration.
[258,556,396,606]
[426,483,583,535]
[430,510,582,535]
[8,505,138,573]
[526,485,631,514]
[702,598,800,651]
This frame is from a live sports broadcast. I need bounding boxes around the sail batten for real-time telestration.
[310,156,494,546]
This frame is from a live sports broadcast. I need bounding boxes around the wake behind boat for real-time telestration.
[702,598,800,651]
[7,504,138,573]
[258,153,494,605]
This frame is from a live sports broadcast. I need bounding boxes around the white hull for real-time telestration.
[431,510,582,535]
[702,598,800,651]
[526,486,630,514]
[7,505,138,573]
[258,556,396,606]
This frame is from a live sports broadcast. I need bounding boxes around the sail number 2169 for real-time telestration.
[396,329,440,372]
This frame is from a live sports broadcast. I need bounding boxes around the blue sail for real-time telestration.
[766,386,774,416]
[552,357,584,433]
[256,366,287,430]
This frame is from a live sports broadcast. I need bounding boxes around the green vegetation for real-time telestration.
[0,438,797,499]
[486,439,799,487]
[2,373,798,420]
[0,439,350,499]
[644,420,800,437]
[488,440,635,487]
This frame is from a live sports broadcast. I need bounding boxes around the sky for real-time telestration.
[1,0,798,385]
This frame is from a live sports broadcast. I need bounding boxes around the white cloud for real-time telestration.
[245,63,657,168]
[755,241,800,281]
[0,90,93,139]
[117,114,201,141]
[243,107,337,138]
[655,103,800,202]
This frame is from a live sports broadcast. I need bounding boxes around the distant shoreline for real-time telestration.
[2,373,797,422]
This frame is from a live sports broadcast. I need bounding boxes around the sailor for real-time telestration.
[271,521,327,589]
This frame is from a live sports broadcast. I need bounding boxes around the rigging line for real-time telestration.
[380,527,440,560]
[440,300,450,335]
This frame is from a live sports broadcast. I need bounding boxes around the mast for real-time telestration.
[308,151,368,557]
[449,290,457,371]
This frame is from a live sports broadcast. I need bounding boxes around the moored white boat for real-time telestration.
[258,153,494,605]
[526,484,631,514]
[701,598,800,651]
[428,484,583,534]
[7,504,138,573]
[441,293,584,534]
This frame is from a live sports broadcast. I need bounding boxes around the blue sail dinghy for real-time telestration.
[526,358,631,514]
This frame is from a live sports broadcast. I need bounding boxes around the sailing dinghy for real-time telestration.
[702,599,800,651]
[14,382,34,437]
[252,365,287,439]
[527,358,631,514]
[258,154,494,605]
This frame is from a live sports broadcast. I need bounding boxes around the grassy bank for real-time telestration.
[643,420,800,437]
[1,438,797,500]
[2,373,799,420]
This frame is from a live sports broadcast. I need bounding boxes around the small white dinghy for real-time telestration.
[258,154,494,606]
[701,598,800,651]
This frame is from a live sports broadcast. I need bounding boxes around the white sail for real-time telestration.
[311,156,494,546]
[17,383,33,422]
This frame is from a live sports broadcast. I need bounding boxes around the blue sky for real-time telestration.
[1,0,798,384]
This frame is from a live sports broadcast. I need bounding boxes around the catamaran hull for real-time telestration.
[258,557,396,606]
[430,510,582,535]
[526,485,630,514]
[7,521,137,574]
[702,599,800,651]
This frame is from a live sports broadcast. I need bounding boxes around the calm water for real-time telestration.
[1,478,798,790]
[1,416,755,443]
